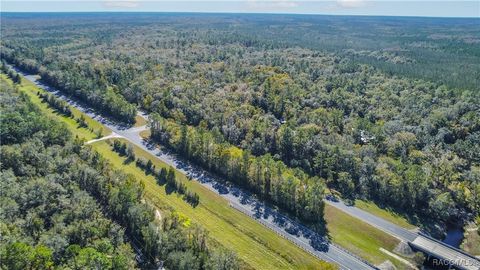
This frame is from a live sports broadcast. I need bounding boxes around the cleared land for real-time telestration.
[14,73,413,269]
[135,114,147,127]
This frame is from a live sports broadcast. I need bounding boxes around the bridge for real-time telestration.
[410,233,480,270]
[17,67,480,270]
[325,200,480,270]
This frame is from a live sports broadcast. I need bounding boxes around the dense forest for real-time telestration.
[1,13,479,236]
[0,76,239,269]
[150,113,326,225]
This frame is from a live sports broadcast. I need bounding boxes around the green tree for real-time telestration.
[206,249,239,270]
[167,166,176,187]
[75,247,112,269]
[279,126,294,164]
[31,245,54,270]
[2,242,33,270]
[157,167,168,184]
[125,144,135,161]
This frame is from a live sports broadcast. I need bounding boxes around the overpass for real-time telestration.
[410,233,480,270]
[17,68,480,270]
[325,200,480,270]
[18,69,376,270]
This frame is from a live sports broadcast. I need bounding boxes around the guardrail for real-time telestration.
[229,202,379,270]
[417,232,480,262]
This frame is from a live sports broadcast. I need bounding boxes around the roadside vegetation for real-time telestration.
[4,72,337,270]
[0,75,240,270]
[324,205,405,268]
[150,113,327,230]
[354,200,417,230]
[95,139,334,270]
[0,72,109,141]
[112,139,200,207]
[461,218,480,256]
[14,69,412,268]
[1,14,478,238]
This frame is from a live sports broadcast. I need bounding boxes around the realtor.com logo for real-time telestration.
[432,258,480,268]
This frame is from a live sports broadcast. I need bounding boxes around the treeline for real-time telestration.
[0,61,21,84]
[38,91,72,117]
[150,113,326,226]
[1,13,478,234]
[113,139,136,160]
[0,53,136,124]
[0,78,136,269]
[157,165,200,207]
[36,88,103,138]
[113,139,200,207]
[0,76,238,269]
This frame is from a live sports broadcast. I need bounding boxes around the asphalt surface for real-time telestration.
[21,72,376,270]
[21,70,480,270]
[324,196,480,269]
[411,237,480,270]
[324,200,418,242]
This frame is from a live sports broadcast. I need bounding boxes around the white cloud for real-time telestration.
[272,0,299,8]
[337,0,365,8]
[247,0,299,10]
[103,0,140,8]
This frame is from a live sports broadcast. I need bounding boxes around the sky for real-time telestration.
[1,0,479,17]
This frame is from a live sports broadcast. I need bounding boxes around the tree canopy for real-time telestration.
[0,75,239,270]
[1,13,478,235]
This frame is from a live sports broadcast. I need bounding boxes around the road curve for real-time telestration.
[25,68,480,269]
[19,71,376,270]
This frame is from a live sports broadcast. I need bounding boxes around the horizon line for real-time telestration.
[1,11,479,19]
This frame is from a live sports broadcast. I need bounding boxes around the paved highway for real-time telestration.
[411,237,480,270]
[324,199,480,269]
[20,70,480,270]
[21,72,376,270]
[324,200,418,242]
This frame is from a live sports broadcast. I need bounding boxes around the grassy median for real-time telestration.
[354,200,417,230]
[324,205,408,268]
[13,73,414,270]
[7,75,110,141]
[11,74,334,270]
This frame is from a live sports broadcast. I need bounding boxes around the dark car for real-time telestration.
[326,194,339,202]
[310,236,329,252]
[285,225,300,236]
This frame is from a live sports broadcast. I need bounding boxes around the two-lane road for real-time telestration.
[20,71,376,270]
[22,69,479,270]
[20,70,480,270]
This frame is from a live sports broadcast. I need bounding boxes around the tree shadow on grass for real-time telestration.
[165,184,176,195]
[123,156,135,165]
